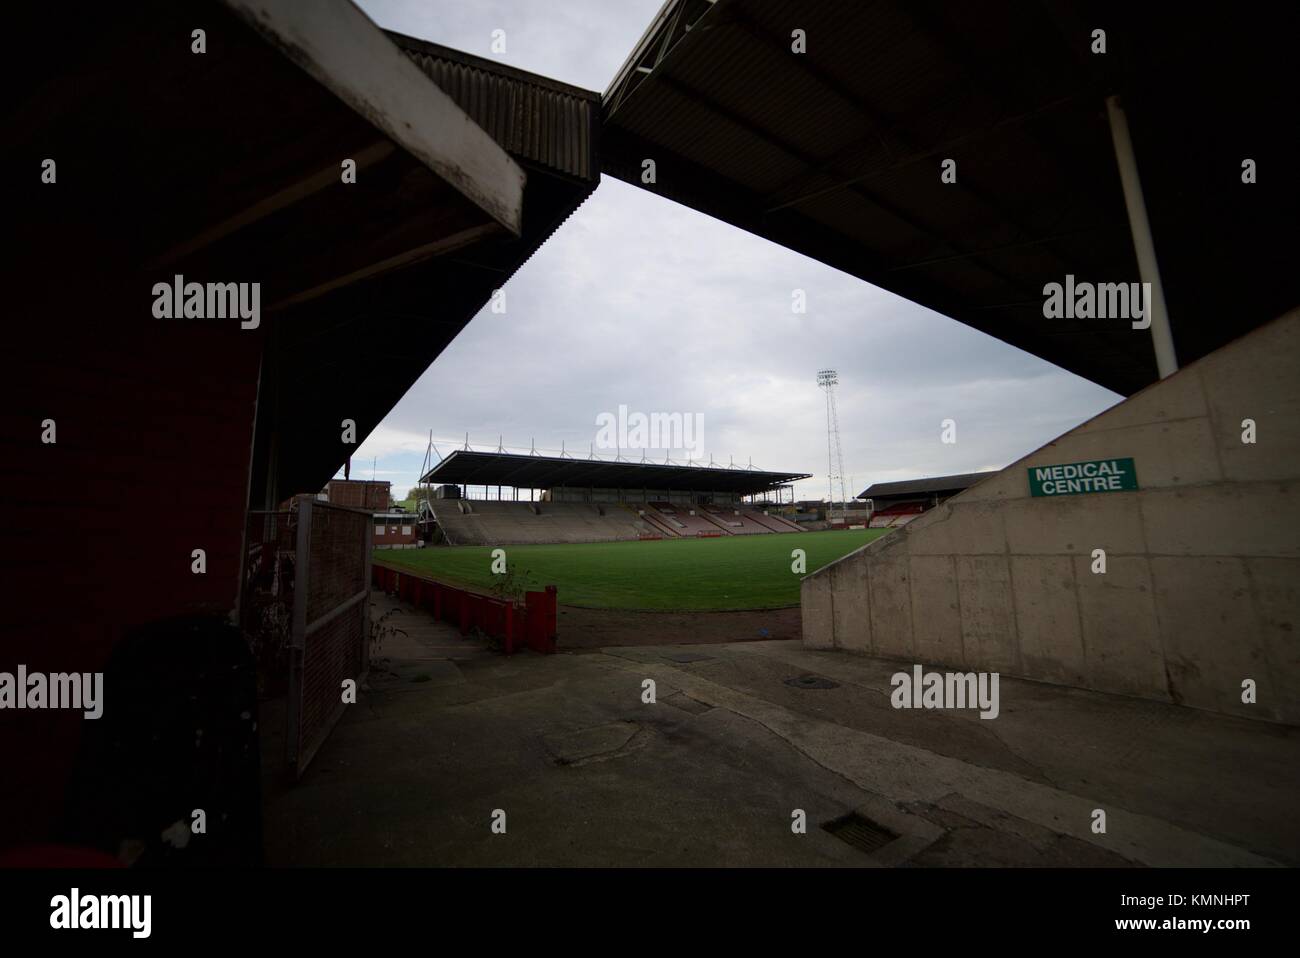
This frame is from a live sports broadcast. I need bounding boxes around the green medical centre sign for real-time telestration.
[1028,458,1138,497]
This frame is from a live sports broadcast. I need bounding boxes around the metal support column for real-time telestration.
[287,494,312,772]
[1106,95,1178,379]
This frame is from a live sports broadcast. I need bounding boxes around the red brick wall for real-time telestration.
[326,480,391,511]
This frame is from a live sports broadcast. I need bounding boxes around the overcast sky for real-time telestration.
[348,0,1121,501]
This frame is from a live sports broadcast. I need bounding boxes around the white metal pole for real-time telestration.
[824,386,834,519]
[1105,95,1178,379]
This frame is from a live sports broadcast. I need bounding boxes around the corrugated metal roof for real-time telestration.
[860,472,996,500]
[422,450,810,494]
[390,33,601,183]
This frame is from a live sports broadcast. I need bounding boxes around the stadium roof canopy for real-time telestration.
[10,1,571,505]
[859,472,996,502]
[258,31,602,499]
[421,450,810,495]
[603,0,1298,396]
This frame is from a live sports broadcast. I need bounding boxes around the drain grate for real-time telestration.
[783,673,839,689]
[822,812,898,854]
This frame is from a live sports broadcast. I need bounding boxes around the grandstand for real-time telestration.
[859,472,996,528]
[428,500,645,545]
[866,503,927,529]
[418,448,811,546]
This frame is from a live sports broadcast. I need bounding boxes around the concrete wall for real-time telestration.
[802,310,1300,724]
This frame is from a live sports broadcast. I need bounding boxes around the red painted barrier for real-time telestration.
[371,564,557,654]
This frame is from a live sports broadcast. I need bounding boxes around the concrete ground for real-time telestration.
[262,594,1299,867]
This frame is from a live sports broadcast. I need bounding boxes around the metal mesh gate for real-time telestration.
[240,510,298,697]
[287,497,373,777]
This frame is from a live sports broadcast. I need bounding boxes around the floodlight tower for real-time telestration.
[817,369,849,524]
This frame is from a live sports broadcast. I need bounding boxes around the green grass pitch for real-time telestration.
[374,529,891,611]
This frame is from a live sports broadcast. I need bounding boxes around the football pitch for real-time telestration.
[375,528,890,611]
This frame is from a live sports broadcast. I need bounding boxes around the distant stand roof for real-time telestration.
[421,450,810,496]
[858,472,996,501]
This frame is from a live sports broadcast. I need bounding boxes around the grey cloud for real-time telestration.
[358,1,1122,499]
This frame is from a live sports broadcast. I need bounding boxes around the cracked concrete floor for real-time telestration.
[261,595,1299,867]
